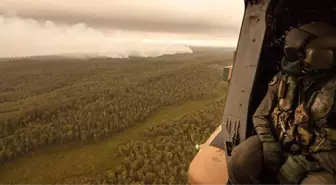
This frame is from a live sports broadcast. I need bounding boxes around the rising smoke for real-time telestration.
[0,14,193,58]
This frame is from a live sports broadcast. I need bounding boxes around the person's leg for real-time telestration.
[301,150,336,185]
[312,149,336,175]
[300,149,336,184]
[300,171,335,184]
[227,135,263,184]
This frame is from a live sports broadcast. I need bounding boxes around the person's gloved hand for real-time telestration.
[277,154,320,184]
[262,141,283,173]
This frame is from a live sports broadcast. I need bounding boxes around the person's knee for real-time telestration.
[228,135,263,178]
[231,135,261,156]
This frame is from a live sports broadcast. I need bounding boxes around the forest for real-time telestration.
[0,48,233,184]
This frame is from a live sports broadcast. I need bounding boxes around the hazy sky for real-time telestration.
[0,0,244,57]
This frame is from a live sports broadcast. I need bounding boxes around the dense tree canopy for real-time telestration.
[0,51,231,184]
[103,98,225,184]
[59,98,225,185]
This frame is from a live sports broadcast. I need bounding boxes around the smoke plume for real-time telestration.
[0,14,193,58]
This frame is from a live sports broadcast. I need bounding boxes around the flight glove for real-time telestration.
[277,154,320,184]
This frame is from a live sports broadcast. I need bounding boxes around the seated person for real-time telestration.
[228,22,336,184]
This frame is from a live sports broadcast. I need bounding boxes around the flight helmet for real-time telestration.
[281,22,336,76]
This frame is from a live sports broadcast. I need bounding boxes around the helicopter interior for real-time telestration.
[245,0,336,138]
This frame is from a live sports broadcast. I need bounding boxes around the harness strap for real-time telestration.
[296,75,333,151]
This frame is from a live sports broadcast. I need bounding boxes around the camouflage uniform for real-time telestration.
[228,22,336,184]
[228,73,336,184]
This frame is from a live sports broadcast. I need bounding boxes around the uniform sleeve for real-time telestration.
[252,74,279,142]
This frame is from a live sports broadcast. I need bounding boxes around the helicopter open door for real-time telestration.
[188,0,336,184]
[188,0,272,184]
